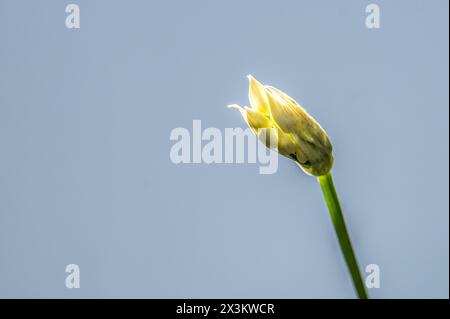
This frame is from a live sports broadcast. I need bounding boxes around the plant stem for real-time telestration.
[317,172,368,299]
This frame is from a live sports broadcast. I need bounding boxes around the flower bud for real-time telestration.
[229,75,333,176]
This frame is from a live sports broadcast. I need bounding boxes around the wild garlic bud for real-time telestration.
[229,75,333,176]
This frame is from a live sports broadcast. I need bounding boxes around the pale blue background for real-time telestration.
[0,0,448,298]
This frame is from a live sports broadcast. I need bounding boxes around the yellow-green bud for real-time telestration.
[228,75,333,176]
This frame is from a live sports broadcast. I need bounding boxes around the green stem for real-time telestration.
[317,172,368,299]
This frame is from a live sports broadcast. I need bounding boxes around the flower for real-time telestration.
[228,75,333,176]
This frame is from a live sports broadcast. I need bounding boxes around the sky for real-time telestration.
[0,0,448,298]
